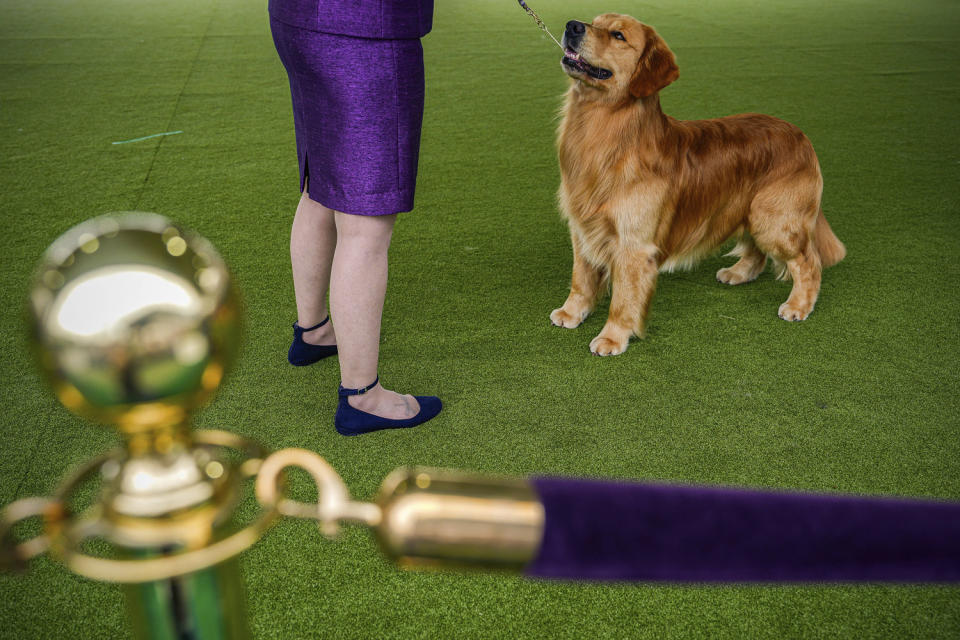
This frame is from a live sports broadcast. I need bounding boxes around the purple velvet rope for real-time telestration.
[526,477,960,582]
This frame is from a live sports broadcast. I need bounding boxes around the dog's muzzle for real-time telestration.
[561,21,613,80]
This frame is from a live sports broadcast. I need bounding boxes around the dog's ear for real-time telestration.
[629,28,679,98]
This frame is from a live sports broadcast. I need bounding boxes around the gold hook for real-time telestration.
[254,448,382,537]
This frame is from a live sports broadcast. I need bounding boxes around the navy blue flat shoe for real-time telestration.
[335,377,442,436]
[288,317,338,366]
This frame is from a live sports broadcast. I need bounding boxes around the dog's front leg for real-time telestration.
[590,246,658,356]
[551,232,603,329]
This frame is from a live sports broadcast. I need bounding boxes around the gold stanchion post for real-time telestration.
[3,213,274,639]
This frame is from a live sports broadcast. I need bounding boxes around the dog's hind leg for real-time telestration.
[717,234,767,285]
[749,181,823,321]
[776,244,821,321]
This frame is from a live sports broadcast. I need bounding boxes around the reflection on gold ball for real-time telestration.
[29,213,240,433]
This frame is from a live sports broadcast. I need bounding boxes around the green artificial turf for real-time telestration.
[1,0,959,637]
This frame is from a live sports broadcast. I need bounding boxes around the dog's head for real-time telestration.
[561,14,678,99]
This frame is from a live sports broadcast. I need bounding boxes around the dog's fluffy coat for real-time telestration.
[551,14,845,355]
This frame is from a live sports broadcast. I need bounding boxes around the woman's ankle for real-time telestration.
[302,322,336,346]
[347,386,419,419]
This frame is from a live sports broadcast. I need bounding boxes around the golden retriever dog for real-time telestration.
[551,14,845,355]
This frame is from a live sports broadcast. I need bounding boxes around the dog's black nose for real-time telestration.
[565,20,586,37]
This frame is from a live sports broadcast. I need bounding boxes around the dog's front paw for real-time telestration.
[551,307,587,329]
[778,301,812,321]
[589,334,628,356]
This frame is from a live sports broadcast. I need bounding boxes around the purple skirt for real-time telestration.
[270,18,425,215]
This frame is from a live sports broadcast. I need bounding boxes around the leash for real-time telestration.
[517,0,565,51]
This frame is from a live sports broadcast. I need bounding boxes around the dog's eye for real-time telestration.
[611,30,626,41]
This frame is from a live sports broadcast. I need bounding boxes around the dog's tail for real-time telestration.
[813,209,846,268]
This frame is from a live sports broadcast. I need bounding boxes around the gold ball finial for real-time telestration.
[29,213,240,434]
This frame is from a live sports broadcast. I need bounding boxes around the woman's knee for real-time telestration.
[334,212,396,244]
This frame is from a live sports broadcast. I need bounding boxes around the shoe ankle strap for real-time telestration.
[338,376,379,398]
[294,316,330,333]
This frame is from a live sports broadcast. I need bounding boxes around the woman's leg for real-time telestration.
[290,192,337,346]
[330,211,419,420]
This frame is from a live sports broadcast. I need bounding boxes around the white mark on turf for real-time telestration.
[112,130,183,145]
